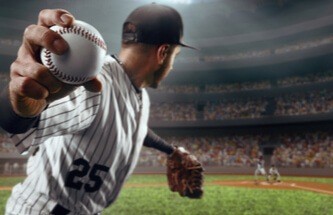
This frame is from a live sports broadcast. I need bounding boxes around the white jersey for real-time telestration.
[6,55,150,214]
[268,166,281,182]
[269,167,279,175]
[255,159,266,175]
[256,159,264,170]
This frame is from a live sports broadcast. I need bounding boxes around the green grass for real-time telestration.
[105,186,333,215]
[0,177,25,187]
[105,175,333,215]
[125,174,333,184]
[1,175,333,215]
[0,191,10,214]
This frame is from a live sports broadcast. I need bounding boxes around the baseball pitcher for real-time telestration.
[0,4,203,215]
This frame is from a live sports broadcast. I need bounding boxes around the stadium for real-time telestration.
[0,0,333,214]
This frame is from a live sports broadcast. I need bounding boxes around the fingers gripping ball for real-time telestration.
[167,147,204,198]
[40,20,107,84]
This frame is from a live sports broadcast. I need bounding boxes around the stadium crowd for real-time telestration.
[1,131,333,172]
[150,89,333,121]
[138,131,333,168]
[203,98,268,120]
[153,84,200,93]
[277,70,333,87]
[275,90,333,116]
[152,70,333,94]
[271,131,333,168]
[149,102,197,121]
[138,135,265,167]
[205,80,272,93]
[274,36,333,55]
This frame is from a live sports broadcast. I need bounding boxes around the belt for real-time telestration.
[51,204,100,215]
[51,204,70,215]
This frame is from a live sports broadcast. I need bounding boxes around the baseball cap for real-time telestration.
[122,3,196,49]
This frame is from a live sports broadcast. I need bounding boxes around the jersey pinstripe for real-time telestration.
[5,55,150,214]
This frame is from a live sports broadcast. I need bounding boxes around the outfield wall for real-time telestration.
[134,166,333,177]
[0,163,332,177]
[1,156,332,177]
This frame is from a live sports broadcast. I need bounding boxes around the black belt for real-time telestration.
[51,204,70,215]
[51,204,100,215]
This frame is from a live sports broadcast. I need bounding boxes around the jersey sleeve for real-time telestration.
[10,87,101,153]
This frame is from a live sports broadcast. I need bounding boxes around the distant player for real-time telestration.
[268,164,281,183]
[254,155,268,184]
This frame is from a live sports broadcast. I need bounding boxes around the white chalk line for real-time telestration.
[290,183,333,195]
[227,181,333,195]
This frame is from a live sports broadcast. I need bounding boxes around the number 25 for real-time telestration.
[65,158,110,193]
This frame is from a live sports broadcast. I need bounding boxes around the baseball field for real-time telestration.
[1,174,333,215]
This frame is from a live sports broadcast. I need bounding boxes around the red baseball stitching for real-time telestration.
[43,25,106,83]
[57,26,107,50]
[43,49,90,83]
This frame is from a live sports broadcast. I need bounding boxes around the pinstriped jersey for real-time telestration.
[5,55,150,214]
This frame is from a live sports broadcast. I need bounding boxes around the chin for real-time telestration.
[149,84,158,89]
[149,81,160,89]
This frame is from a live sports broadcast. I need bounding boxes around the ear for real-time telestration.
[156,44,170,65]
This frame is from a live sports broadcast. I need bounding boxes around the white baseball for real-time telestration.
[40,20,107,84]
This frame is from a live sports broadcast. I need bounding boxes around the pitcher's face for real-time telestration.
[150,46,181,89]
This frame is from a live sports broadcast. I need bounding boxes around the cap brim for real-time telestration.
[179,42,199,50]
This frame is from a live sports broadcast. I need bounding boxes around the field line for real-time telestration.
[290,183,333,195]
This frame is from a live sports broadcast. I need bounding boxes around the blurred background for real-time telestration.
[1,0,333,177]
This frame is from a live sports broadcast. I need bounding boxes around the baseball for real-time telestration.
[40,20,107,84]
